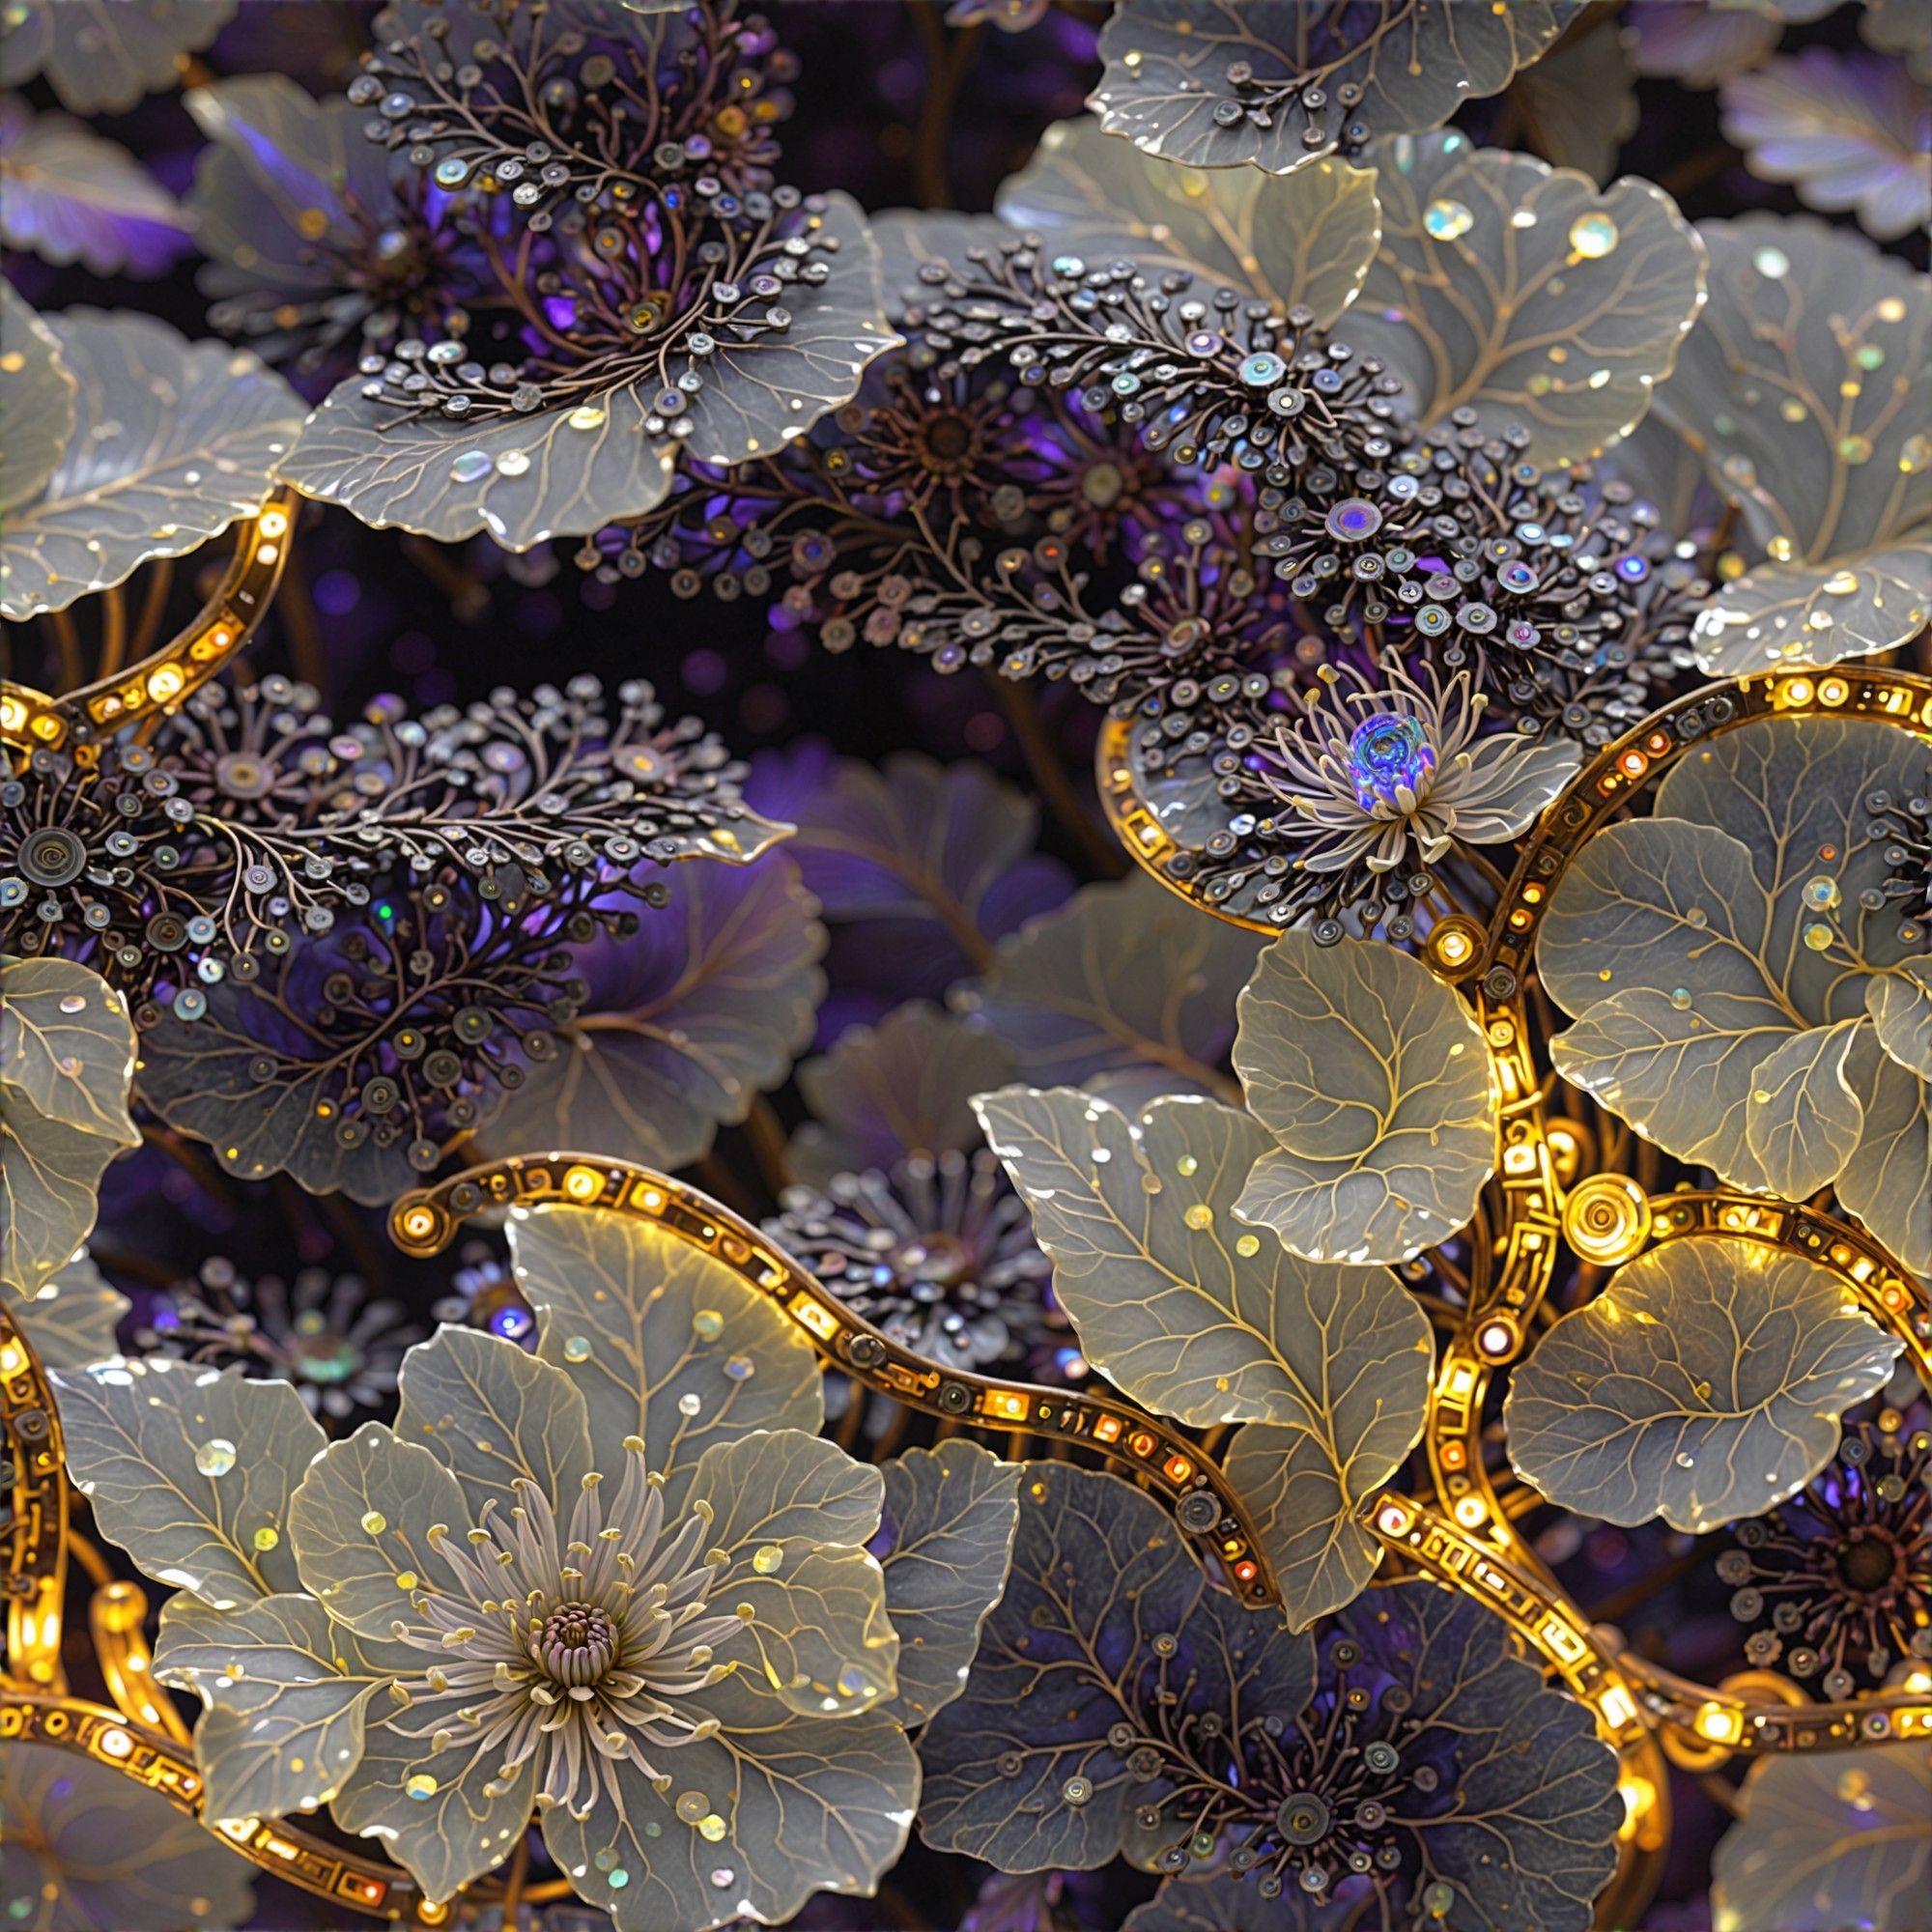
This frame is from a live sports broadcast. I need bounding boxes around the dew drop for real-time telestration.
[1752,245,1790,279]
[1235,1235,1262,1258]
[752,1543,783,1575]
[448,449,492,483]
[253,1525,279,1552]
[1567,213,1618,258]
[405,1773,438,1800]
[1802,874,1841,911]
[677,1391,702,1416]
[194,1438,237,1478]
[698,1813,726,1842]
[563,1335,592,1362]
[361,1511,387,1535]
[1183,1204,1214,1231]
[57,993,86,1013]
[1176,1154,1198,1177]
[1423,198,1473,241]
[674,1791,710,1824]
[1669,988,1692,1010]
[568,405,608,430]
[692,1308,724,1341]
[724,1354,754,1380]
[494,449,530,477]
[710,1869,735,1889]
[1803,922,1834,952]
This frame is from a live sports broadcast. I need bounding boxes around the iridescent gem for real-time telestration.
[1568,213,1618,258]
[448,450,492,483]
[1423,198,1473,241]
[1349,713,1435,812]
[1324,497,1383,544]
[194,1438,237,1478]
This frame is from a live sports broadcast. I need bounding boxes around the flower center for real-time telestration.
[537,1601,618,1687]
[917,411,978,471]
[1348,714,1435,812]
[1836,1529,1901,1598]
[894,1231,978,1291]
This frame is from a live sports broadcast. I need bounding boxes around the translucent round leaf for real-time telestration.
[1,958,139,1298]
[481,855,826,1175]
[1,1252,127,1373]
[0,0,236,113]
[1691,542,1932,674]
[391,1324,593,1529]
[1628,3,1782,91]
[1089,0,1580,174]
[953,875,1262,1112]
[1867,957,1932,1079]
[1539,715,1924,1208]
[788,1002,1018,1188]
[0,1741,256,1932]
[977,1085,1430,1627]
[0,281,74,514]
[154,1592,402,1824]
[1721,51,1932,243]
[1714,1744,1932,1932]
[279,194,895,549]
[876,1440,1020,1730]
[996,114,1380,329]
[1,307,304,619]
[51,1357,325,1608]
[509,1203,822,1511]
[0,99,187,277]
[1651,216,1932,567]
[747,745,1073,1022]
[1838,1029,1932,1276]
[1233,930,1496,1264]
[1334,132,1706,465]
[1505,1238,1903,1534]
[1510,16,1640,186]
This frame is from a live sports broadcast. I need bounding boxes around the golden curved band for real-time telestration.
[1098,665,1932,1911]
[0,490,298,764]
[8,651,1929,1924]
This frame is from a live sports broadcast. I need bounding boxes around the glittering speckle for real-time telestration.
[194,1439,237,1478]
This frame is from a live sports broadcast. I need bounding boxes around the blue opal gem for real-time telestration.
[1325,497,1383,544]
[1615,554,1650,582]
[1240,352,1286,388]
[1348,715,1435,812]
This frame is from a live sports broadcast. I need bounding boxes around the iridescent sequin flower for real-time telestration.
[140,1258,424,1424]
[1248,660,1579,937]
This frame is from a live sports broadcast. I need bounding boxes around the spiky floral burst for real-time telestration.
[1718,1414,1932,1695]
[398,1446,748,1818]
[1248,659,1580,937]
[1865,769,1932,950]
[765,1149,1067,1378]
[0,742,308,1006]
[138,1258,424,1424]
[351,0,795,223]
[134,872,654,1203]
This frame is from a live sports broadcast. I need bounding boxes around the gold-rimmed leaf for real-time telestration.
[1505,1237,1902,1533]
[1335,131,1706,465]
[1713,1744,1932,1932]
[1089,0,1579,175]
[1651,216,1932,568]
[0,0,236,113]
[1232,930,1495,1264]
[0,279,74,513]
[876,1439,1020,1729]
[1691,542,1932,674]
[997,114,1380,329]
[50,1358,323,1609]
[0,307,303,620]
[1,957,138,1298]
[510,1204,822,1510]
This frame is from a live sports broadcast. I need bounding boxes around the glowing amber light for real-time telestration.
[1126,1431,1157,1459]
[1692,1701,1743,1746]
[1454,1495,1489,1528]
[788,1295,839,1343]
[1162,1454,1194,1483]
[1477,1320,1517,1357]
[1091,1415,1122,1444]
[561,1164,605,1202]
[1376,1499,1413,1537]
[984,1390,1030,1423]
